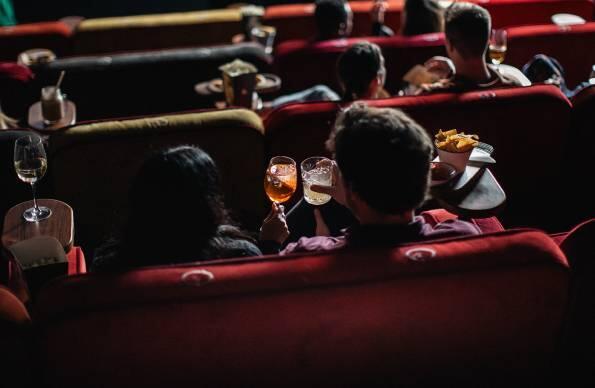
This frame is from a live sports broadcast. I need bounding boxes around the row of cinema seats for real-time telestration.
[1,0,594,60]
[0,84,591,255]
[2,22,594,122]
[276,22,595,93]
[2,217,595,387]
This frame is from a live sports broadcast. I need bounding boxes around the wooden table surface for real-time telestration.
[2,199,74,253]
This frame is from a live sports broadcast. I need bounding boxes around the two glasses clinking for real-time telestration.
[262,155,342,242]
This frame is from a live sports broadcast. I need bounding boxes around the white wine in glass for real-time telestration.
[489,29,507,66]
[14,135,52,222]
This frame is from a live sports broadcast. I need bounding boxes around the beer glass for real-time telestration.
[489,29,507,67]
[301,157,333,205]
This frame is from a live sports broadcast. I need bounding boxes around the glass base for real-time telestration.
[23,206,52,222]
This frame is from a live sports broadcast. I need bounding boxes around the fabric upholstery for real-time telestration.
[419,209,505,234]
[555,219,595,386]
[567,85,595,225]
[0,285,32,388]
[31,43,272,120]
[507,23,595,89]
[47,109,265,254]
[265,0,594,45]
[0,62,36,120]
[73,9,243,54]
[34,230,569,387]
[274,33,446,93]
[264,85,572,230]
[0,21,72,61]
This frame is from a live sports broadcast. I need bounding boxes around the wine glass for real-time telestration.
[489,29,507,67]
[264,156,297,204]
[14,135,52,222]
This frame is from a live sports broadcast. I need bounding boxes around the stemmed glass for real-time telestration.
[14,135,52,222]
[489,29,507,68]
[264,156,297,204]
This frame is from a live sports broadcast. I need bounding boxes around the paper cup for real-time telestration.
[436,148,472,172]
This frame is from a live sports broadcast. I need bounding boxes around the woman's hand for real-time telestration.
[259,202,290,244]
[310,160,348,207]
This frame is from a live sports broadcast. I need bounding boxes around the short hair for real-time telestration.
[402,0,444,36]
[337,41,384,101]
[315,0,349,39]
[444,2,491,58]
[327,103,433,214]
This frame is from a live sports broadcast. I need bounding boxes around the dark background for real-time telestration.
[13,0,313,23]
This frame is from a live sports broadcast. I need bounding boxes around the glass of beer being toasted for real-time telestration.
[301,157,333,205]
[264,156,297,204]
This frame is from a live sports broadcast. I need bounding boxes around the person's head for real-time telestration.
[401,0,444,36]
[314,0,353,40]
[444,2,491,62]
[123,146,231,265]
[337,41,386,101]
[326,103,433,220]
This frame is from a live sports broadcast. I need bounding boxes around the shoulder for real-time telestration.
[208,225,262,259]
[423,219,482,239]
[281,236,346,255]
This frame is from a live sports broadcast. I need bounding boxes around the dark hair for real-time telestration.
[315,0,350,40]
[402,0,444,36]
[337,42,384,101]
[444,2,491,59]
[327,103,433,214]
[120,146,235,266]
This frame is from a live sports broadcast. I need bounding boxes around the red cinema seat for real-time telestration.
[0,286,32,388]
[485,0,594,29]
[264,0,594,45]
[0,21,72,61]
[274,33,446,94]
[265,85,572,230]
[264,1,404,45]
[567,85,595,223]
[35,230,568,387]
[554,219,595,386]
[506,23,595,89]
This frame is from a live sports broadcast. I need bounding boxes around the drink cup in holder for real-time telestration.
[251,25,276,55]
[219,59,258,109]
[41,86,65,125]
[240,5,265,41]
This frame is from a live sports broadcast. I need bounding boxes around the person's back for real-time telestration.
[401,0,443,36]
[259,103,480,254]
[419,2,529,94]
[93,146,260,271]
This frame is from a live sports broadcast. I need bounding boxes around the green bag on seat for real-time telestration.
[0,0,16,26]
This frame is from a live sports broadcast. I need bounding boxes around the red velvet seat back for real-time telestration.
[265,0,594,45]
[35,230,569,387]
[507,23,595,89]
[0,22,72,61]
[274,33,446,93]
[0,286,32,387]
[568,86,595,221]
[265,85,572,230]
[265,1,403,45]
